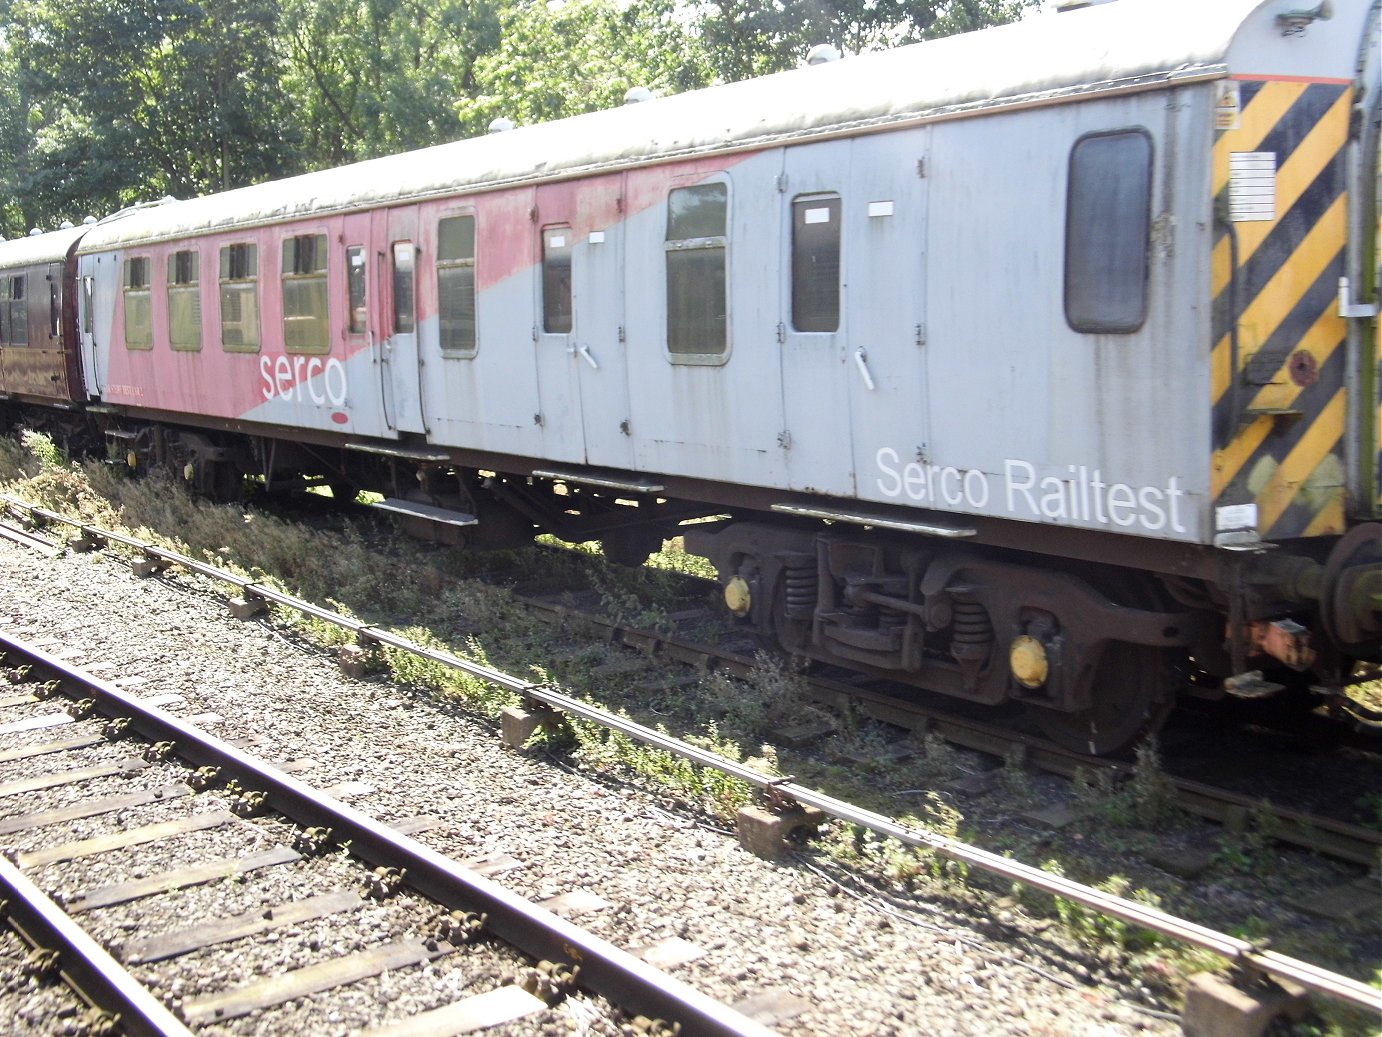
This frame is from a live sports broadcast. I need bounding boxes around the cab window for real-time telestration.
[1065,129,1152,334]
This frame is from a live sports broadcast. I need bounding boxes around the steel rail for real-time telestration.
[0,512,58,557]
[3,495,1380,1013]
[0,854,196,1037]
[0,631,778,1037]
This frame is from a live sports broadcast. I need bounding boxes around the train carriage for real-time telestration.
[1,0,1377,752]
[0,224,85,412]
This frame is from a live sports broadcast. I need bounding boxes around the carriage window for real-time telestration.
[542,225,572,334]
[82,276,94,335]
[437,216,476,355]
[345,246,366,335]
[219,243,260,352]
[123,258,151,350]
[0,275,24,346]
[49,273,60,338]
[1065,129,1152,334]
[167,249,201,351]
[792,195,841,333]
[283,233,329,354]
[665,182,728,362]
[392,242,415,335]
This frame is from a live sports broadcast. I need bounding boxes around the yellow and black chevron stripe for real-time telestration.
[1211,78,1356,541]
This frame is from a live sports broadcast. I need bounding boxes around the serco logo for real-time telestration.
[259,355,348,408]
[875,448,1189,535]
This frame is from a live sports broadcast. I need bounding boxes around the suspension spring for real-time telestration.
[951,600,994,652]
[783,559,817,618]
[879,606,907,629]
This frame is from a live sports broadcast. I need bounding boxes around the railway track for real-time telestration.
[11,490,1376,869]
[0,494,1378,1028]
[515,594,1382,869]
[0,631,779,1036]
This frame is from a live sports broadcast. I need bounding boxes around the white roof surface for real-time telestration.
[0,225,87,268]
[60,0,1373,252]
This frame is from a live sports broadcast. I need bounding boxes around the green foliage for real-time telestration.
[690,0,1040,81]
[18,429,64,470]
[278,0,501,164]
[1212,800,1282,875]
[380,629,516,714]
[3,0,298,233]
[455,0,714,135]
[1130,736,1178,828]
[1040,859,1165,953]
[646,536,718,580]
[566,715,756,820]
[915,792,969,885]
[0,0,1033,235]
[817,793,968,890]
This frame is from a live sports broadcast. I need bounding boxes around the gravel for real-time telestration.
[0,537,1190,1036]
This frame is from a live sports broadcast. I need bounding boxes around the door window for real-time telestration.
[791,195,841,333]
[392,242,415,334]
[542,225,572,334]
[346,246,366,335]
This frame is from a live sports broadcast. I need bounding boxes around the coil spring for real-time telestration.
[783,561,817,618]
[951,600,994,647]
[879,607,907,629]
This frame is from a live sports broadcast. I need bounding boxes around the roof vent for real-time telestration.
[1277,2,1331,34]
[624,86,653,105]
[83,216,97,225]
[488,117,515,133]
[28,228,41,237]
[806,44,841,65]
[59,220,74,230]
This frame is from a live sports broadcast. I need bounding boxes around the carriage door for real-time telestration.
[531,181,586,463]
[573,173,631,469]
[373,206,425,435]
[46,262,72,398]
[846,129,932,500]
[779,141,855,495]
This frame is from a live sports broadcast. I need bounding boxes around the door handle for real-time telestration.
[854,348,877,391]
[578,344,600,370]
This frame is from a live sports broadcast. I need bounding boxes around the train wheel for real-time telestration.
[1030,643,1177,756]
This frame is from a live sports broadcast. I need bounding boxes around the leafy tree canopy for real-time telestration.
[0,0,1037,238]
